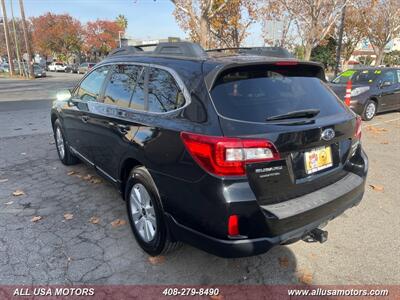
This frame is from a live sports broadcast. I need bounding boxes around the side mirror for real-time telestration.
[380,80,392,88]
[56,89,72,101]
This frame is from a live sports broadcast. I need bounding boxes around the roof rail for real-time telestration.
[154,42,208,58]
[206,47,294,58]
[107,41,208,59]
[108,46,143,56]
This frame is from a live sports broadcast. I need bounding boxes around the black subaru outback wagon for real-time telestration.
[51,42,368,258]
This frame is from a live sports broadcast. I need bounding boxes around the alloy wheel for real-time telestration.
[55,127,65,159]
[365,102,376,120]
[129,183,157,242]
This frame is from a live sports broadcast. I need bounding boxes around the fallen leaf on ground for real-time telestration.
[21,152,26,155]
[83,174,93,181]
[5,201,13,205]
[297,269,313,285]
[380,141,389,145]
[76,175,82,179]
[111,219,127,228]
[31,216,42,222]
[90,178,102,184]
[64,213,74,220]
[369,184,384,192]
[89,216,100,224]
[365,126,388,134]
[309,253,318,259]
[278,256,289,268]
[67,257,72,262]
[148,256,165,265]
[67,171,76,176]
[49,140,55,145]
[0,179,8,183]
[12,190,25,196]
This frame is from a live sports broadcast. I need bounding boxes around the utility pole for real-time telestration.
[10,0,23,76]
[334,4,346,77]
[19,0,34,78]
[1,0,15,76]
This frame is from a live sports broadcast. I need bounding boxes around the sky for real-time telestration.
[5,0,263,45]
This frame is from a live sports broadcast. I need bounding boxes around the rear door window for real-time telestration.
[75,66,110,102]
[147,68,185,113]
[210,65,345,123]
[380,70,398,84]
[103,64,145,110]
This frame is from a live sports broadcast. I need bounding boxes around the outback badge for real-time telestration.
[321,128,335,141]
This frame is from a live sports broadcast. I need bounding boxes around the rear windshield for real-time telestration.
[332,69,379,84]
[210,65,344,122]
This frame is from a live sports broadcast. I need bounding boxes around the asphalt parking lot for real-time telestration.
[0,72,399,285]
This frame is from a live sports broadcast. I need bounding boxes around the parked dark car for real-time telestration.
[31,64,47,78]
[65,63,79,73]
[51,42,368,258]
[330,68,400,120]
[77,62,96,74]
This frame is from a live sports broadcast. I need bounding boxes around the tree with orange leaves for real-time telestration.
[83,20,124,58]
[30,13,83,61]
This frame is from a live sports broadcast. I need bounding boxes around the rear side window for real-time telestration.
[76,66,109,102]
[210,65,345,122]
[380,70,398,84]
[147,68,185,113]
[103,65,145,110]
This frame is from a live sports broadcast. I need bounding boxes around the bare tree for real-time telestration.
[171,0,262,49]
[171,0,228,48]
[361,0,400,66]
[336,4,367,63]
[262,0,349,60]
[209,0,258,48]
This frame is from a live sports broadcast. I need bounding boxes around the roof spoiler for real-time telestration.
[206,47,294,58]
[204,61,326,91]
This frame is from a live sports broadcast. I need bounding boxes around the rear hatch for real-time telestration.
[209,62,358,205]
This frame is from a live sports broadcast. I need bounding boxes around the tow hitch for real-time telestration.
[302,228,328,243]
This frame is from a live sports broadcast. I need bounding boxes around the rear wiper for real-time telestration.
[266,109,320,121]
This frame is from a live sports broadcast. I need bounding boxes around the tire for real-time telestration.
[53,119,79,165]
[362,100,377,121]
[125,166,181,256]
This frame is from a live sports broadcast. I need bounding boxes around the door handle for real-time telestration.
[81,115,89,123]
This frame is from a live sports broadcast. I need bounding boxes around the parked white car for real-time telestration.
[48,62,67,72]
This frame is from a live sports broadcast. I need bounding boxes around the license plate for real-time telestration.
[304,146,333,174]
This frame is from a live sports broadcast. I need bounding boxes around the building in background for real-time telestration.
[349,38,400,67]
[263,20,284,46]
[121,36,182,47]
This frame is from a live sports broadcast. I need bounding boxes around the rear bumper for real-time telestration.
[166,186,363,258]
[166,149,368,258]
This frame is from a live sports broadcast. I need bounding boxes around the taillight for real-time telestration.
[180,132,280,176]
[354,116,362,140]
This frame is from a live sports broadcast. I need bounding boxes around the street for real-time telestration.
[0,72,399,285]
